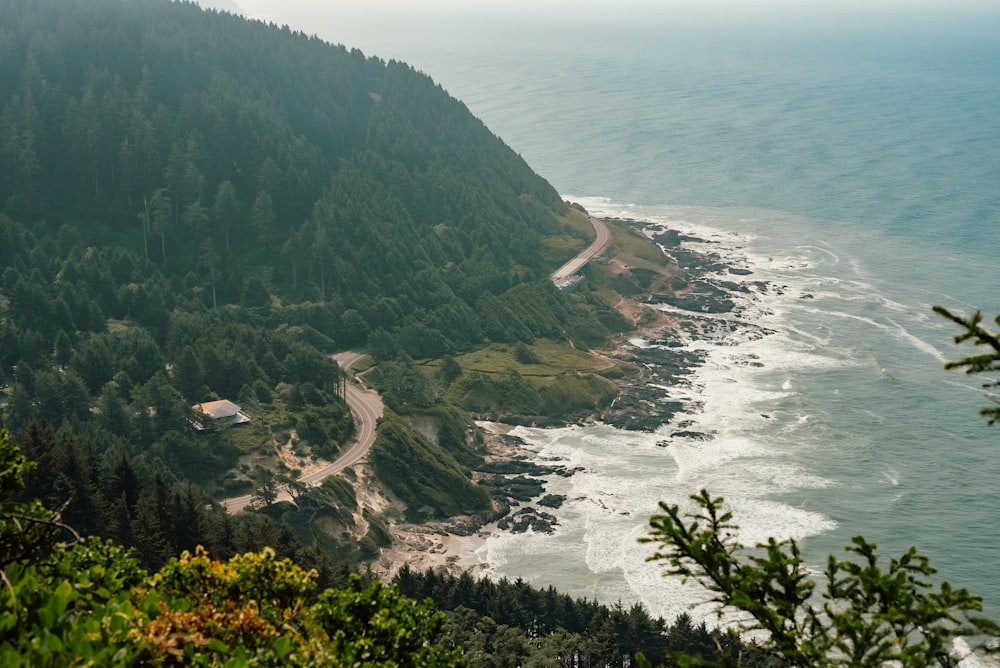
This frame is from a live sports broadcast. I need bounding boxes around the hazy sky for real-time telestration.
[207,0,999,71]
[227,0,1000,20]
[225,0,1000,48]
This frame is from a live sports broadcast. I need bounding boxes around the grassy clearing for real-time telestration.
[559,206,599,237]
[348,355,376,374]
[226,399,295,452]
[449,339,619,378]
[540,234,587,267]
[229,422,269,452]
[605,219,669,269]
[419,339,633,420]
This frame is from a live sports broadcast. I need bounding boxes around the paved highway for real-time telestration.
[551,216,611,286]
[219,351,384,513]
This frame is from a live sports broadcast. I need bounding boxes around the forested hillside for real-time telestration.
[0,0,613,480]
[0,0,630,583]
[0,0,592,353]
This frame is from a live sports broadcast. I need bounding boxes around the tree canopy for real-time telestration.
[0,0,591,356]
[0,0,611,526]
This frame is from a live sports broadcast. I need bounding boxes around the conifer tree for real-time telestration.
[934,306,1000,424]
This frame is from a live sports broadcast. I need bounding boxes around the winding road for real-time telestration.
[551,216,611,287]
[219,351,383,513]
[220,218,608,513]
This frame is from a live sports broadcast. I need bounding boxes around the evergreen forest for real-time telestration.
[0,0,620,522]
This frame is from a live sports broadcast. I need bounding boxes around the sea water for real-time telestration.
[239,1,1000,624]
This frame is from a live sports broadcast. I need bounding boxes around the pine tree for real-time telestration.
[934,306,1000,424]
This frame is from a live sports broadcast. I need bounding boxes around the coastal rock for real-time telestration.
[670,430,715,441]
[599,341,706,431]
[497,507,558,534]
[537,494,566,509]
[477,460,577,478]
[478,474,545,502]
[653,281,736,313]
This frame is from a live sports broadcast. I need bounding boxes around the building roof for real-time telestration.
[193,399,243,419]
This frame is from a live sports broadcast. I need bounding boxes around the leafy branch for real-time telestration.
[934,306,1000,424]
[643,490,989,667]
[0,429,81,573]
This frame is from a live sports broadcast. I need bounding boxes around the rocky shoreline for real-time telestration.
[374,219,776,579]
[371,425,570,579]
[600,219,774,432]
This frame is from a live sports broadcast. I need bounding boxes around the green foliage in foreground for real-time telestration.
[0,427,465,666]
[934,306,1000,425]
[644,490,991,667]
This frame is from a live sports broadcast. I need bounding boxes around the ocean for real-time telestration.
[240,1,1000,625]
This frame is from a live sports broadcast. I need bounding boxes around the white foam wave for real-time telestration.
[726,497,838,546]
[476,413,842,625]
[666,438,759,479]
[784,324,830,346]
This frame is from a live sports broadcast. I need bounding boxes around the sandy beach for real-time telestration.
[371,524,488,580]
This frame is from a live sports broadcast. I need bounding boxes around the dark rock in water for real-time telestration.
[477,460,574,477]
[656,440,670,447]
[728,267,753,275]
[800,293,814,299]
[600,343,707,431]
[732,354,765,368]
[650,228,705,248]
[653,229,682,247]
[537,494,566,509]
[655,281,735,313]
[447,516,495,536]
[483,475,545,502]
[671,430,715,441]
[603,392,686,432]
[497,507,558,534]
[718,280,749,293]
[477,460,538,475]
